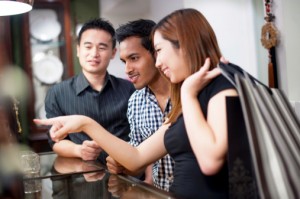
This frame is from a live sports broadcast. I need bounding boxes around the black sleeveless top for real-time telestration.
[164,75,235,199]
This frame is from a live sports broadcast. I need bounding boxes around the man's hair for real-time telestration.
[116,19,156,55]
[77,18,116,48]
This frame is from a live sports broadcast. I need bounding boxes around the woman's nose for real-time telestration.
[155,58,161,69]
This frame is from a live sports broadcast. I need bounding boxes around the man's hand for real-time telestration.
[80,140,102,160]
[106,156,125,174]
[143,164,153,185]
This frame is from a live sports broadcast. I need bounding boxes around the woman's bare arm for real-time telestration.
[34,116,169,172]
[180,58,237,175]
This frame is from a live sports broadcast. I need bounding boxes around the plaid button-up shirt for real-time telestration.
[127,87,174,191]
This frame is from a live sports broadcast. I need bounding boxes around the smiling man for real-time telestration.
[106,19,174,191]
[44,18,135,164]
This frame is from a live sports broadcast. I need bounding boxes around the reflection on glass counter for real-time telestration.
[22,152,176,199]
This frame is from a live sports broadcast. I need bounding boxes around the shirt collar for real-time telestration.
[144,86,171,112]
[144,86,154,98]
[75,72,115,95]
[106,73,117,90]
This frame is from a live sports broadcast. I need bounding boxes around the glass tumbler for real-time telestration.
[20,150,42,193]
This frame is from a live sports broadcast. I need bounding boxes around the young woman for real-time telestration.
[35,8,237,198]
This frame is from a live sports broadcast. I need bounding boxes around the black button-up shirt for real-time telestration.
[45,72,135,163]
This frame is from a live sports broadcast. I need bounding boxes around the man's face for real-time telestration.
[119,36,159,90]
[77,29,116,76]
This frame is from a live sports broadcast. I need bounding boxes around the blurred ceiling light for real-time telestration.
[0,0,34,16]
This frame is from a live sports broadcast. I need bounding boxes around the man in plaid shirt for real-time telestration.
[106,19,174,191]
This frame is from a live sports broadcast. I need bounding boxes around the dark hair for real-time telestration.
[152,8,222,122]
[116,19,156,55]
[77,18,116,48]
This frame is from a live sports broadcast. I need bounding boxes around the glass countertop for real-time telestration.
[22,152,177,199]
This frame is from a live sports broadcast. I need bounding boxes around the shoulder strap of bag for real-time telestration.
[218,62,270,92]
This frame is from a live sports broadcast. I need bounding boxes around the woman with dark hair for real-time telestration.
[35,8,237,198]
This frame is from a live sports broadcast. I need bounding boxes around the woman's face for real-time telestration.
[153,31,189,83]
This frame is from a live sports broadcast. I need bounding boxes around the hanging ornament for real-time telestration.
[261,0,278,49]
[261,0,279,88]
[261,22,278,49]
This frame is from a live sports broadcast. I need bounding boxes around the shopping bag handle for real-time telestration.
[219,62,270,92]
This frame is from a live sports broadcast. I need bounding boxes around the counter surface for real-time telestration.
[23,152,177,199]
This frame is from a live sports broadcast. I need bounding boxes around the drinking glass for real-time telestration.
[20,150,42,193]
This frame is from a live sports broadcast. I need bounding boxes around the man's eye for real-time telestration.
[131,56,138,61]
[99,47,107,51]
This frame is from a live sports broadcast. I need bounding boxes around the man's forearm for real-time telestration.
[53,140,81,158]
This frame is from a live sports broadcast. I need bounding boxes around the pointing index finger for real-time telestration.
[33,118,56,126]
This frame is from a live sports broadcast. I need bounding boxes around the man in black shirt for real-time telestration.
[45,18,135,164]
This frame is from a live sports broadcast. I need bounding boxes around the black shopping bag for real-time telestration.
[221,62,300,199]
[226,96,260,199]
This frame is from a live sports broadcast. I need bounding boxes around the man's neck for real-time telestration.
[148,76,170,112]
[83,71,106,92]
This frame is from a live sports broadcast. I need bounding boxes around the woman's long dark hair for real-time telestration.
[152,8,222,122]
